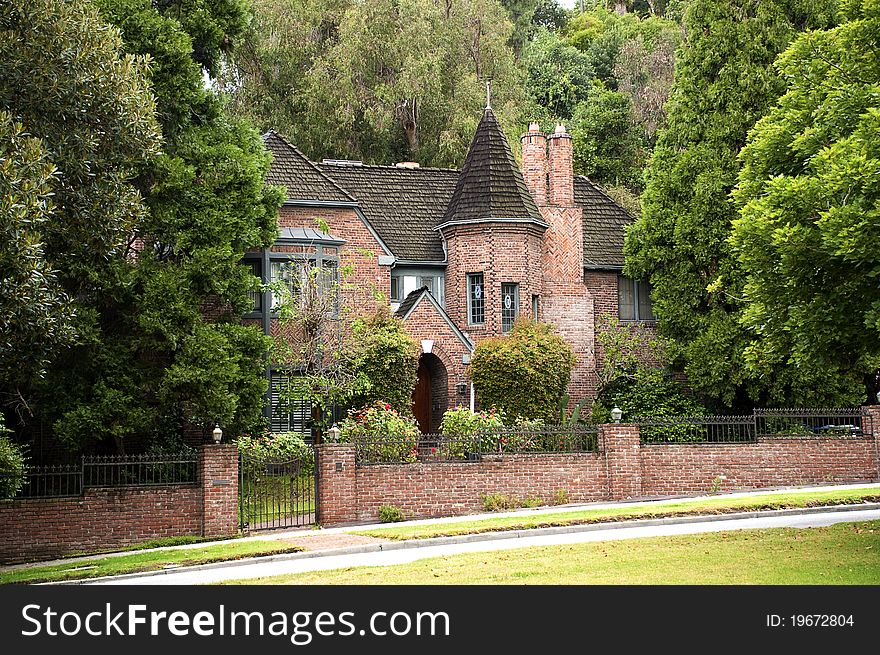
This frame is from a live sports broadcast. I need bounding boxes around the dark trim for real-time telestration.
[393,260,447,267]
[584,264,624,272]
[435,217,549,231]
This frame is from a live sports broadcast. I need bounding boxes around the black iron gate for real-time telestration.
[239,451,317,531]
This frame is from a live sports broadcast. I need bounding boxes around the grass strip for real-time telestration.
[238,519,880,585]
[349,487,880,541]
[0,540,300,585]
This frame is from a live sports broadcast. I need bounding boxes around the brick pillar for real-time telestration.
[200,443,239,538]
[600,423,643,501]
[520,123,547,206]
[315,444,357,526]
[547,125,573,206]
[865,406,880,478]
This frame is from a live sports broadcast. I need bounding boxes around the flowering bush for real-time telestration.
[439,406,505,458]
[339,401,420,464]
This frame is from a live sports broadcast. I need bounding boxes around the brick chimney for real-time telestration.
[547,124,573,206]
[520,122,547,206]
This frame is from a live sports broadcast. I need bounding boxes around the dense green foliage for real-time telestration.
[624,0,849,409]
[732,0,880,404]
[0,0,161,440]
[0,113,74,387]
[225,0,525,167]
[2,0,282,453]
[439,406,505,437]
[338,401,420,463]
[347,307,420,414]
[470,319,575,422]
[0,416,28,499]
[591,314,705,424]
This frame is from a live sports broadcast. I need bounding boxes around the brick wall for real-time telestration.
[315,410,880,525]
[0,444,239,564]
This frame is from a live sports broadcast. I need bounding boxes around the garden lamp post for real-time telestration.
[328,423,341,442]
[212,423,223,444]
[611,406,623,423]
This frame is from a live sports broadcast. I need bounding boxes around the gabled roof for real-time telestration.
[575,176,634,270]
[437,108,545,230]
[395,287,474,351]
[318,163,458,262]
[263,131,354,203]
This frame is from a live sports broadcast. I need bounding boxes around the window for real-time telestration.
[268,257,340,313]
[618,276,655,322]
[246,260,262,313]
[501,283,519,333]
[269,371,312,438]
[532,294,539,321]
[390,271,445,306]
[468,273,485,325]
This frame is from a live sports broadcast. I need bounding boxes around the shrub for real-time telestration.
[339,401,420,464]
[378,505,405,523]
[439,406,505,458]
[348,307,420,414]
[0,419,28,499]
[237,431,312,461]
[481,492,518,512]
[521,494,543,508]
[470,319,575,422]
[554,489,570,505]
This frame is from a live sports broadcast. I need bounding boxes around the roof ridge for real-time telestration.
[320,161,461,174]
[263,130,356,203]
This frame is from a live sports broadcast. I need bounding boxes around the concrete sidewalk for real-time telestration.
[81,505,880,585]
[4,481,877,575]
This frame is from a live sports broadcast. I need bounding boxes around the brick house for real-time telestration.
[256,107,652,435]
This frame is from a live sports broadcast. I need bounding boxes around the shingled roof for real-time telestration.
[263,127,633,269]
[575,176,634,270]
[263,131,354,203]
[318,163,458,262]
[438,108,545,229]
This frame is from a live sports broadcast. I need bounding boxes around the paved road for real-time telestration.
[85,507,880,585]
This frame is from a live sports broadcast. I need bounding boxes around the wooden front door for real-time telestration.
[412,358,431,434]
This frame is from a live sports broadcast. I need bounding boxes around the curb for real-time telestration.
[55,501,880,585]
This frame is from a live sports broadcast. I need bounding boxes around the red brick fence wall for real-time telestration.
[316,406,880,525]
[0,444,238,564]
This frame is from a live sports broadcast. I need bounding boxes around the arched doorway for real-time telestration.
[412,353,448,434]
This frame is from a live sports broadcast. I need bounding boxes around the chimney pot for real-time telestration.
[521,120,547,206]
[554,123,567,135]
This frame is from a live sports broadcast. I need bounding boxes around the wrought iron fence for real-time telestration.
[354,426,599,466]
[636,415,755,444]
[636,408,872,444]
[0,452,199,500]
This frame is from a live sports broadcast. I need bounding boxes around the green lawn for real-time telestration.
[237,520,880,585]
[350,487,880,540]
[0,540,300,585]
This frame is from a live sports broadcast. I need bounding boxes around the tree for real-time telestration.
[225,0,526,167]
[623,0,841,409]
[470,319,576,422]
[732,0,880,404]
[522,28,595,120]
[0,0,161,428]
[19,0,283,453]
[0,114,73,392]
[570,81,644,188]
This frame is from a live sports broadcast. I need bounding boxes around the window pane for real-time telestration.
[618,276,635,320]
[390,277,400,301]
[501,283,519,333]
[402,275,418,298]
[532,294,539,321]
[321,259,339,312]
[420,276,434,294]
[247,260,262,312]
[637,281,654,321]
[469,273,484,325]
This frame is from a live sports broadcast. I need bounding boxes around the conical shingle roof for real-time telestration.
[437,108,545,229]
